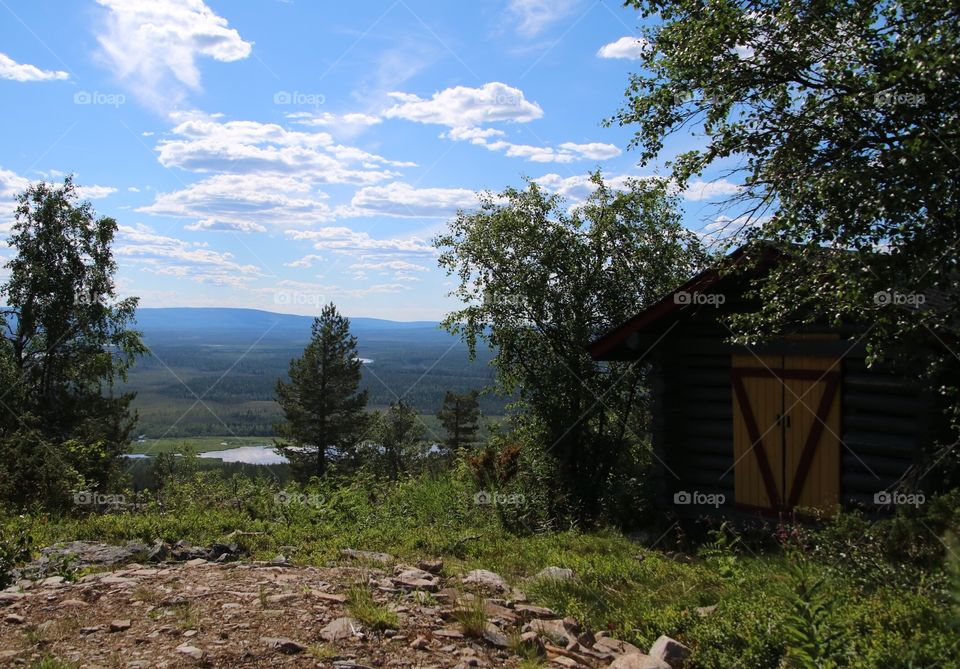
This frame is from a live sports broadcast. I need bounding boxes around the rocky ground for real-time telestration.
[0,542,691,669]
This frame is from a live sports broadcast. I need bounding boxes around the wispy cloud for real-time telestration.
[0,52,68,82]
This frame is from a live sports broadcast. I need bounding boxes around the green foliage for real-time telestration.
[275,303,369,479]
[366,400,423,480]
[435,173,706,520]
[437,390,482,450]
[0,177,145,509]
[346,584,399,631]
[6,468,959,668]
[613,0,960,459]
[781,560,849,669]
[0,514,33,588]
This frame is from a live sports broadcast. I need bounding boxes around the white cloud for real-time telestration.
[597,36,649,60]
[383,82,543,128]
[285,227,435,256]
[154,118,402,184]
[287,112,382,127]
[683,179,742,201]
[452,135,620,164]
[350,259,431,283]
[140,173,333,232]
[95,0,252,109]
[115,223,262,287]
[0,52,69,82]
[508,0,582,37]
[285,254,324,268]
[348,182,479,218]
[75,185,117,200]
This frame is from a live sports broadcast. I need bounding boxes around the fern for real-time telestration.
[780,561,848,669]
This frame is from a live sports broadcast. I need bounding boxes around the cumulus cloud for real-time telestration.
[285,227,435,256]
[0,52,69,82]
[95,0,252,109]
[453,135,620,164]
[140,174,334,232]
[597,36,649,60]
[683,179,742,201]
[383,82,543,128]
[287,112,383,127]
[115,224,262,287]
[508,0,582,37]
[348,182,479,218]
[154,117,402,184]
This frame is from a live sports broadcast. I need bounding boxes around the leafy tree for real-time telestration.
[274,303,368,479]
[0,177,145,508]
[435,174,705,520]
[610,0,960,456]
[372,400,422,480]
[436,390,481,450]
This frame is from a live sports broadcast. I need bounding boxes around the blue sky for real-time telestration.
[0,0,739,320]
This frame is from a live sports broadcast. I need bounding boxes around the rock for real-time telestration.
[409,635,429,650]
[536,566,574,581]
[695,604,717,617]
[175,644,205,661]
[515,603,558,619]
[109,619,132,632]
[146,540,170,562]
[649,635,691,668]
[60,599,88,607]
[39,576,65,587]
[608,654,672,669]
[265,593,298,604]
[270,555,288,565]
[417,558,443,574]
[262,636,307,654]
[528,619,577,646]
[320,616,360,642]
[434,628,464,639]
[208,542,239,562]
[462,569,508,592]
[482,623,509,648]
[550,657,584,668]
[185,558,208,567]
[80,626,103,634]
[0,592,24,606]
[341,548,393,565]
[4,613,25,625]
[309,589,348,603]
[594,636,642,657]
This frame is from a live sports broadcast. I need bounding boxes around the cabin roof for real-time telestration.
[588,243,783,361]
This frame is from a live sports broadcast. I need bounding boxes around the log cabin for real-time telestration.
[588,245,937,518]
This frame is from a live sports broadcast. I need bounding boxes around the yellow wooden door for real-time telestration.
[731,352,842,513]
[732,354,784,510]
[782,356,841,512]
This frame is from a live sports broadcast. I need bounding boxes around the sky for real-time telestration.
[0,0,740,321]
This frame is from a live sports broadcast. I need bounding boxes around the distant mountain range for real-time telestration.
[133,307,448,345]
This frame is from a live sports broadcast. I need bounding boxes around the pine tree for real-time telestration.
[374,400,421,480]
[436,390,481,450]
[275,303,368,479]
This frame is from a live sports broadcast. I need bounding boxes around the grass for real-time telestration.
[452,594,489,638]
[129,435,268,455]
[345,585,399,631]
[3,470,958,669]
